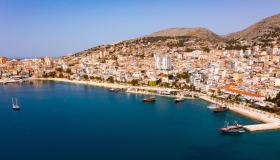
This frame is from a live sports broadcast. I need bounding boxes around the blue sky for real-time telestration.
[0,0,280,57]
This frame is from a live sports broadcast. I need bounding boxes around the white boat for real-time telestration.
[175,97,185,103]
[12,98,20,111]
[3,79,23,84]
[207,104,217,109]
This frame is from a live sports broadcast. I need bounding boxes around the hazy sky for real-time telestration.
[1,0,280,57]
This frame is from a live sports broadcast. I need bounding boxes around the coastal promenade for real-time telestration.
[28,78,179,92]
[199,95,280,132]
[27,78,280,131]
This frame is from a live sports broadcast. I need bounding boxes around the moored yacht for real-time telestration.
[220,121,245,134]
[143,97,156,103]
[108,88,121,92]
[175,97,185,103]
[212,106,228,113]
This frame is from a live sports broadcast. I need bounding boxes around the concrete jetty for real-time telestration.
[199,95,280,132]
[244,123,280,132]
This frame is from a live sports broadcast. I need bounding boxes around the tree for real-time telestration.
[156,78,162,85]
[176,72,190,82]
[66,68,72,74]
[55,68,63,72]
[131,79,139,86]
[107,76,114,83]
[83,75,89,80]
[141,70,146,74]
[266,92,280,107]
[168,74,174,80]
[202,47,210,53]
[59,73,64,78]
[47,71,56,78]
[234,94,241,102]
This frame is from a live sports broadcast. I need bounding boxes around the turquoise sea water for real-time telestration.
[0,81,279,160]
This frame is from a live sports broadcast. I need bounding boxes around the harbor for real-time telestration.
[1,80,280,160]
[26,78,280,132]
[199,95,280,132]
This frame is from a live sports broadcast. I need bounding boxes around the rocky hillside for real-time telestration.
[146,27,224,42]
[73,27,226,58]
[71,13,280,59]
[226,13,280,47]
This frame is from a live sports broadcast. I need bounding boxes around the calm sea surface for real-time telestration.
[0,81,279,160]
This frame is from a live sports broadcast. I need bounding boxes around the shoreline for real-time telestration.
[28,78,193,99]
[198,95,280,123]
[23,78,280,131]
[27,77,179,91]
[198,95,280,131]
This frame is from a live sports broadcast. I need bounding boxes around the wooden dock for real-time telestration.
[244,123,280,132]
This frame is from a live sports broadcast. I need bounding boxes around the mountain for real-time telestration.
[146,27,224,42]
[72,13,280,58]
[72,27,226,58]
[226,13,280,46]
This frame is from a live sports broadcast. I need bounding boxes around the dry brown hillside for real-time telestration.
[146,27,224,43]
[226,13,280,42]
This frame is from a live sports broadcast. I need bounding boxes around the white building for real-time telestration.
[155,54,172,70]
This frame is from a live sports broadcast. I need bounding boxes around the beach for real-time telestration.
[28,77,179,92]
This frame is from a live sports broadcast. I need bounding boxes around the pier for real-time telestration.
[244,123,280,132]
[199,95,280,132]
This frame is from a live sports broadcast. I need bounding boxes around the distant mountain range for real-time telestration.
[72,13,280,58]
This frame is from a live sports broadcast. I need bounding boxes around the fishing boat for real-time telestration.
[12,98,20,111]
[143,97,156,103]
[212,106,228,113]
[175,97,185,103]
[220,121,245,134]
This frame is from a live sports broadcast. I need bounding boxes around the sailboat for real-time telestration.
[12,98,20,111]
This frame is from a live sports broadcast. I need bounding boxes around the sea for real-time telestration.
[0,81,279,160]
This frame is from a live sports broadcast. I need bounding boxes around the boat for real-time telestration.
[220,121,245,134]
[212,106,228,113]
[3,79,23,84]
[108,88,121,92]
[143,97,156,103]
[175,97,185,103]
[12,98,20,111]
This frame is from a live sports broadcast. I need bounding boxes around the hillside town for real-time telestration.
[1,43,280,111]
[2,13,280,115]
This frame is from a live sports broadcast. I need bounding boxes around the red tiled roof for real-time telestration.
[225,87,264,98]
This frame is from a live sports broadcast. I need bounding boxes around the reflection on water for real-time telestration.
[0,81,279,160]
